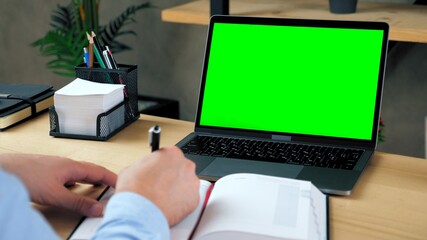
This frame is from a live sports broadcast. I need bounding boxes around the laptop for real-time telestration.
[176,16,389,195]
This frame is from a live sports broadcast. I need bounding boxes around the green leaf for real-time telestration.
[99,2,150,53]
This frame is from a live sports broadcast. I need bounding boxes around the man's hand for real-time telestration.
[0,154,117,217]
[116,146,200,226]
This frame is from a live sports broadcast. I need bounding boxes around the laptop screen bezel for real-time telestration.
[194,16,389,149]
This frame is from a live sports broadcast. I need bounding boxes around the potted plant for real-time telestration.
[32,0,150,77]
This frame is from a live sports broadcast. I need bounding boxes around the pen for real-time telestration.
[105,45,128,97]
[105,46,119,69]
[104,45,132,118]
[83,47,89,67]
[149,125,161,152]
[103,50,113,69]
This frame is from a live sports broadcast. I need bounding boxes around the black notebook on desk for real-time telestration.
[176,16,389,195]
[0,83,54,130]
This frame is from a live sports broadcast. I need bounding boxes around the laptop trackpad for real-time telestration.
[199,158,303,179]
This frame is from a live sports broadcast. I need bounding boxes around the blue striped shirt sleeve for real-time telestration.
[0,168,60,240]
[93,192,170,240]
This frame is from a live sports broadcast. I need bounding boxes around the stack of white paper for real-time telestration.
[54,78,125,136]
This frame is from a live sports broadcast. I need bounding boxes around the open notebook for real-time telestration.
[69,174,328,240]
[176,16,389,195]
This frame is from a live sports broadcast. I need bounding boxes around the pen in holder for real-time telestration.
[49,63,139,141]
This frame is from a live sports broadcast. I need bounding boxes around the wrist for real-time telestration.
[0,154,15,171]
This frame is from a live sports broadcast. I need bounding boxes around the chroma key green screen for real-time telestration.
[199,22,385,140]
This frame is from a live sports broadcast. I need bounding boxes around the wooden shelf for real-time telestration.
[161,0,427,43]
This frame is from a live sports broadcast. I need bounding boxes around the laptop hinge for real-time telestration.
[272,135,291,141]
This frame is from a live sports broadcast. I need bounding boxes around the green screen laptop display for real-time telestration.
[199,22,385,141]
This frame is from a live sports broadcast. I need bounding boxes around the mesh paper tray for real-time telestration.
[49,64,139,141]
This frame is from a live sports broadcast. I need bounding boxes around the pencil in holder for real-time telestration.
[49,63,139,141]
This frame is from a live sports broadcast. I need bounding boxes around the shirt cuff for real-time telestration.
[94,192,170,240]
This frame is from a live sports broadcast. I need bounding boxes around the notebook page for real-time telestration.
[192,173,319,240]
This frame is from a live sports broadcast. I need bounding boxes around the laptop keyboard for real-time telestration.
[180,135,364,170]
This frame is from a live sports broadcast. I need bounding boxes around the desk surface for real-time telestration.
[161,0,427,43]
[1,113,427,239]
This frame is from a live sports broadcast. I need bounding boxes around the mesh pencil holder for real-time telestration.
[49,63,139,141]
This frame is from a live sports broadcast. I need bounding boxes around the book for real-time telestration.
[0,83,54,130]
[54,78,124,136]
[69,173,329,240]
